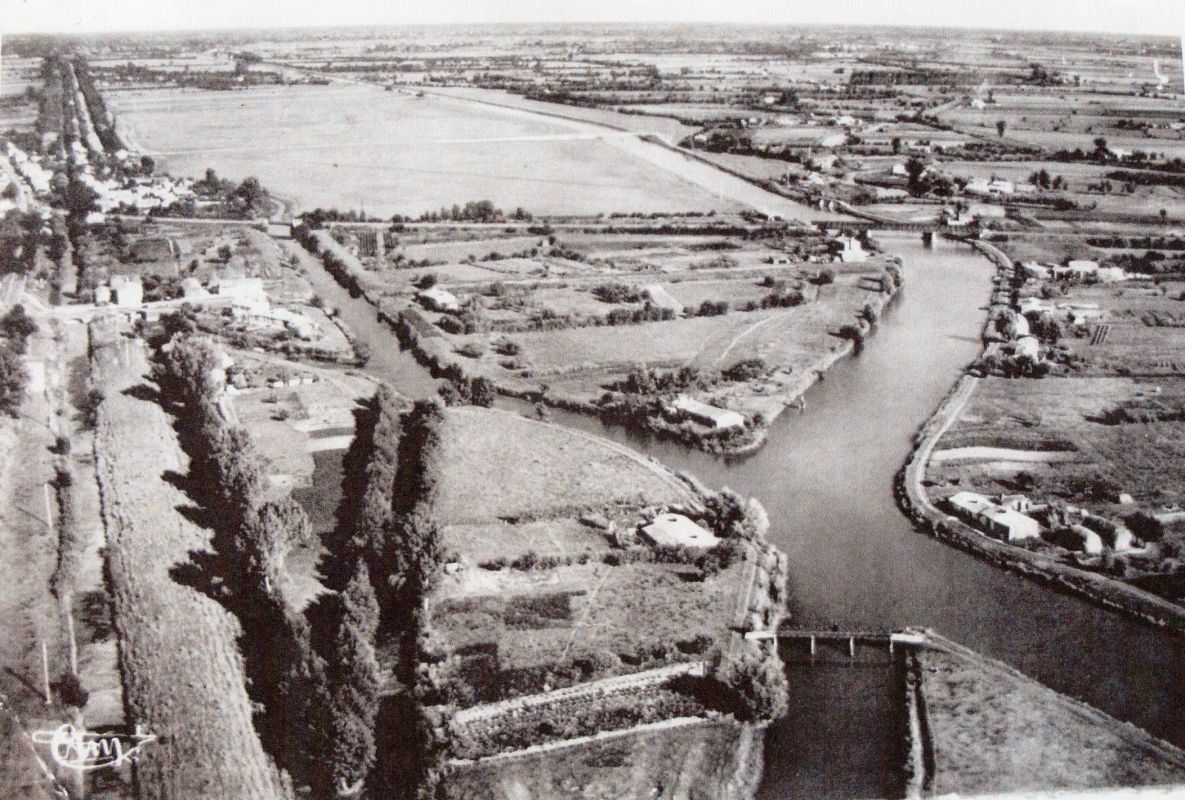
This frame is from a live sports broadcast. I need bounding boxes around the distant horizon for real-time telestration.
[7,19,1185,42]
[6,0,1185,39]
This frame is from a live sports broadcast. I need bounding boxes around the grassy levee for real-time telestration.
[914,631,1185,794]
[90,325,290,800]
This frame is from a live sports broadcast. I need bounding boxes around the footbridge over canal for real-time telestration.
[750,625,934,661]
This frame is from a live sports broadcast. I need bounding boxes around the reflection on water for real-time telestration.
[300,232,1185,795]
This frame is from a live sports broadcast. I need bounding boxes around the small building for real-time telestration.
[946,491,1042,543]
[417,286,460,313]
[181,277,210,299]
[1019,297,1056,316]
[641,513,720,550]
[672,395,746,431]
[1014,335,1041,362]
[1020,261,1051,280]
[1052,260,1098,281]
[109,275,143,308]
[838,236,867,263]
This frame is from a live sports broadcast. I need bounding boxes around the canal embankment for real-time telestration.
[894,240,1185,636]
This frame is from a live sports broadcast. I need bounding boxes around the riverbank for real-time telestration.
[912,629,1185,794]
[895,241,1185,636]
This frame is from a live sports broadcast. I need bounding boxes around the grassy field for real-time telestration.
[918,647,1185,795]
[435,407,693,525]
[442,719,758,800]
[422,407,751,705]
[107,84,739,217]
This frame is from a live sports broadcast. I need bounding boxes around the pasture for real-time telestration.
[107,84,738,217]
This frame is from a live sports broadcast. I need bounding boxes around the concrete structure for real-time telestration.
[946,491,1042,543]
[672,395,746,431]
[418,286,460,313]
[640,513,720,549]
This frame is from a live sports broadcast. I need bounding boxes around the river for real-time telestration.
[297,227,1185,756]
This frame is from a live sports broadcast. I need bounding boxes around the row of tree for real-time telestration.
[0,305,37,416]
[157,335,383,798]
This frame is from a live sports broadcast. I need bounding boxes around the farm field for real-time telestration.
[418,406,780,714]
[106,84,740,217]
[442,718,760,800]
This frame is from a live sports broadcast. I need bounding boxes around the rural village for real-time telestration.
[1,14,1185,800]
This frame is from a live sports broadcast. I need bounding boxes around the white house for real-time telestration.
[417,286,460,313]
[641,513,720,549]
[109,275,143,308]
[672,396,746,431]
[838,236,868,263]
[1014,335,1041,362]
[946,491,1042,543]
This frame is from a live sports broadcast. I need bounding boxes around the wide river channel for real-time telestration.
[294,226,1185,792]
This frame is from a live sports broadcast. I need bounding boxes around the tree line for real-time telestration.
[156,334,383,798]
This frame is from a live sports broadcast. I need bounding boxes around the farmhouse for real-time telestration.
[418,286,461,313]
[837,236,868,263]
[672,396,746,431]
[946,491,1042,543]
[1052,260,1098,281]
[640,513,720,549]
[109,275,144,308]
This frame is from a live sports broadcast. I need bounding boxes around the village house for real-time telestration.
[1052,260,1098,281]
[109,275,144,308]
[671,395,746,431]
[837,236,867,263]
[418,286,461,313]
[1014,335,1041,363]
[640,513,720,549]
[946,491,1043,543]
[1020,261,1052,280]
[1019,297,1057,316]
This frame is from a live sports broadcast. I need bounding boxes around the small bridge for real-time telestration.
[812,218,977,235]
[763,626,932,660]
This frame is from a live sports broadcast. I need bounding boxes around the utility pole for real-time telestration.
[41,641,51,704]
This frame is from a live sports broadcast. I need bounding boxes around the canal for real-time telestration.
[290,232,1185,786]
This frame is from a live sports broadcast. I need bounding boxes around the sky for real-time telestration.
[4,0,1185,37]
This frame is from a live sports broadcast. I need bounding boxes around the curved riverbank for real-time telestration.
[893,241,1185,637]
